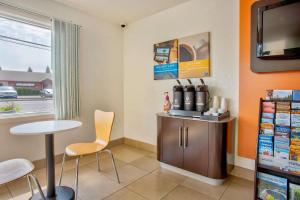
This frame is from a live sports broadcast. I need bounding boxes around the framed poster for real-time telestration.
[178,32,210,78]
[153,32,210,80]
[153,39,178,80]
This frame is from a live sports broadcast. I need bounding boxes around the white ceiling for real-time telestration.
[53,0,190,24]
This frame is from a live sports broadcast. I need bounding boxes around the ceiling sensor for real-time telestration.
[120,23,127,28]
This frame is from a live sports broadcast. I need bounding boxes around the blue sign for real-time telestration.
[154,63,178,80]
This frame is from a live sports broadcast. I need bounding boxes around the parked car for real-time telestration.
[0,86,18,98]
[40,88,53,98]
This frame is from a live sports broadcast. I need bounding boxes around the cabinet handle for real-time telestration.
[184,127,188,148]
[178,126,183,147]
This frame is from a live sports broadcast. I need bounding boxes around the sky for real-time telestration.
[0,17,51,73]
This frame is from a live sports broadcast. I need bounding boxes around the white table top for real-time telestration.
[10,120,82,136]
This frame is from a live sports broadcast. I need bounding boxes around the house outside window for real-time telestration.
[0,15,53,116]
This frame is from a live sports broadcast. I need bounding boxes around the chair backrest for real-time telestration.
[94,110,115,146]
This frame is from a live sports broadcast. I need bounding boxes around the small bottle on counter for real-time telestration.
[163,92,172,113]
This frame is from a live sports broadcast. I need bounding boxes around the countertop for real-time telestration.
[156,112,235,123]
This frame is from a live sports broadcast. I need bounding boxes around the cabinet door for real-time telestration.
[160,117,184,168]
[183,120,209,176]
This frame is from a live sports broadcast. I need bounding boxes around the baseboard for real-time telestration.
[124,137,156,153]
[33,153,66,170]
[230,166,255,182]
[235,156,256,170]
[107,137,124,148]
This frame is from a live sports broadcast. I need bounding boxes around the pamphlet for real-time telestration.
[257,172,287,200]
[289,183,300,200]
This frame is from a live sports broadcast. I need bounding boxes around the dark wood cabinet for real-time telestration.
[160,117,183,168]
[183,120,209,176]
[157,113,235,180]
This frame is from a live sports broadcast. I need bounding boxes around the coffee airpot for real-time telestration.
[183,79,195,111]
[172,80,184,110]
[195,78,210,112]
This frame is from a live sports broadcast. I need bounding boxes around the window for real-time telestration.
[0,16,53,116]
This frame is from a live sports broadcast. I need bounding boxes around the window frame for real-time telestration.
[0,13,54,119]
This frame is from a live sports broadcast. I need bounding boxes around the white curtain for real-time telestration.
[52,19,80,119]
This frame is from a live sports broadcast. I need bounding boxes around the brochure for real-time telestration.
[292,102,300,110]
[261,123,275,129]
[277,101,291,108]
[257,172,287,200]
[276,126,291,133]
[293,90,300,101]
[259,154,274,166]
[263,107,276,113]
[262,118,274,124]
[263,112,275,119]
[289,183,300,200]
[276,113,291,120]
[272,90,293,100]
[276,119,291,127]
[289,160,300,175]
[259,135,274,156]
[275,131,289,138]
[273,157,289,171]
[274,148,289,160]
[261,128,274,136]
[263,102,275,108]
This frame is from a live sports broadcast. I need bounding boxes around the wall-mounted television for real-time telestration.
[257,0,300,59]
[251,0,300,73]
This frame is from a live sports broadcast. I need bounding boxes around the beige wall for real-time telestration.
[123,0,239,145]
[0,0,124,161]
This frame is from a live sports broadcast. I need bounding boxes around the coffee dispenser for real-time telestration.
[184,79,195,111]
[195,79,210,112]
[172,80,184,110]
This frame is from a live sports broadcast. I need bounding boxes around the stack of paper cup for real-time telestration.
[210,96,229,114]
[218,97,227,113]
[212,96,220,109]
[208,96,219,113]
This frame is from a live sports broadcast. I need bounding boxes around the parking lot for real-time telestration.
[0,97,53,114]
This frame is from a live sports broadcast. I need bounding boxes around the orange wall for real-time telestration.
[239,0,300,159]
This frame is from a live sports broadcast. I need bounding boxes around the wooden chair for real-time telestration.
[58,110,120,200]
[0,158,45,199]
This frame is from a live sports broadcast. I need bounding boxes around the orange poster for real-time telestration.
[178,32,210,78]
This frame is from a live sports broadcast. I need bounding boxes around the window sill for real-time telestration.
[0,112,55,124]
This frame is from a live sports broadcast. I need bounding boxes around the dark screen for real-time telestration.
[262,2,300,56]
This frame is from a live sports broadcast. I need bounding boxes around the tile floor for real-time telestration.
[0,144,255,200]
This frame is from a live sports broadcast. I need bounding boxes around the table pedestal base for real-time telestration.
[30,186,75,200]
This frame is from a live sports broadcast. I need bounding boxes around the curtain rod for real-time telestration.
[0,1,82,28]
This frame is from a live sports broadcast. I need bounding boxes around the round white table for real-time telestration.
[10,120,82,200]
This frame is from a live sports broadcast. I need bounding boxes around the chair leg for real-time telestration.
[103,149,120,183]
[27,174,46,200]
[26,174,34,196]
[58,152,66,186]
[96,152,100,172]
[75,157,80,200]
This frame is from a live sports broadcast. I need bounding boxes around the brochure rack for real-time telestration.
[255,98,300,200]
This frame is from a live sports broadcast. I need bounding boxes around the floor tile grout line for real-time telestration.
[123,166,159,199]
[126,186,150,200]
[159,184,180,200]
[174,184,217,199]
[124,163,188,200]
[101,155,155,200]
[124,187,150,200]
[218,178,234,200]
